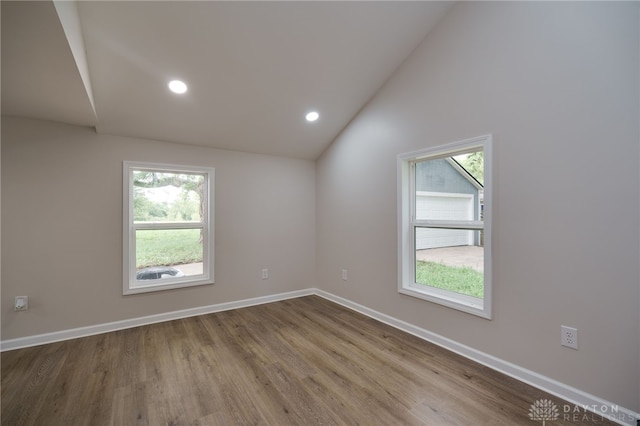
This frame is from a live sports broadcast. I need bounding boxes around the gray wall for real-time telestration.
[316,2,639,411]
[1,117,316,339]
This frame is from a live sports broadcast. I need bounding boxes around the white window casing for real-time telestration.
[397,135,492,319]
[123,161,215,295]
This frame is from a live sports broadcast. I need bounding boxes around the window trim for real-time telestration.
[397,135,492,319]
[123,161,215,295]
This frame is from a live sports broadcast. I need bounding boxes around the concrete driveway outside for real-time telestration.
[416,246,484,272]
[174,262,203,276]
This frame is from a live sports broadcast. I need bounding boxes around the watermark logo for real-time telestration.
[529,399,559,425]
[528,398,638,424]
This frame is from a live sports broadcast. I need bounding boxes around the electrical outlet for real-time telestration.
[262,268,269,280]
[561,325,578,349]
[341,269,348,281]
[14,296,29,311]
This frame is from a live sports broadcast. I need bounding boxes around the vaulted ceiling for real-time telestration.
[2,1,453,160]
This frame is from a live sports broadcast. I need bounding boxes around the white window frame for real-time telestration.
[123,161,214,295]
[397,135,492,319]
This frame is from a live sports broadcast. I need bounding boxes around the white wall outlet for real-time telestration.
[341,269,348,281]
[14,296,29,311]
[561,325,578,349]
[261,268,269,280]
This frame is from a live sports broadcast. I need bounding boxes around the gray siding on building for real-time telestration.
[415,158,478,195]
[415,158,480,221]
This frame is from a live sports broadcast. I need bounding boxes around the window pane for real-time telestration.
[415,232,484,298]
[416,227,479,249]
[414,156,482,221]
[133,171,204,223]
[398,135,490,317]
[412,149,484,298]
[135,228,203,281]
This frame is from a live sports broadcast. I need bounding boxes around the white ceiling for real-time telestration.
[2,1,453,160]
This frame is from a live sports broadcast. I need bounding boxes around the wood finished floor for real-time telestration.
[1,296,617,426]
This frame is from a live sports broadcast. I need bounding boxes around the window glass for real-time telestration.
[124,162,214,294]
[135,229,204,277]
[133,172,204,223]
[398,135,491,318]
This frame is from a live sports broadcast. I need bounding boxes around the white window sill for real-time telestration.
[399,285,491,319]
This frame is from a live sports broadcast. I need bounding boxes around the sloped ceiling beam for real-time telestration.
[1,0,96,127]
[53,0,96,117]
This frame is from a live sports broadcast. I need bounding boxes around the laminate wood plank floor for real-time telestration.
[1,296,618,425]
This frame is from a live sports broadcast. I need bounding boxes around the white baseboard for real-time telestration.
[2,288,637,425]
[0,288,314,352]
[314,289,639,426]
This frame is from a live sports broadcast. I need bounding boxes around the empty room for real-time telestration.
[2,1,639,425]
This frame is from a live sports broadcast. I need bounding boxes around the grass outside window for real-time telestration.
[136,229,203,269]
[415,261,484,298]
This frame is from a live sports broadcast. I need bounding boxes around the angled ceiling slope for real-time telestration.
[1,0,97,127]
[2,1,454,160]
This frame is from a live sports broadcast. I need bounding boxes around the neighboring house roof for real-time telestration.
[415,157,482,195]
[448,157,484,190]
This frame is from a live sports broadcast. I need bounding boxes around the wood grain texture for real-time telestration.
[1,296,617,425]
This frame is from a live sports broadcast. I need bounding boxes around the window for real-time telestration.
[397,135,492,318]
[123,162,214,294]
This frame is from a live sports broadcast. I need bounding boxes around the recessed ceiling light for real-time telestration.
[305,111,319,122]
[168,80,188,94]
